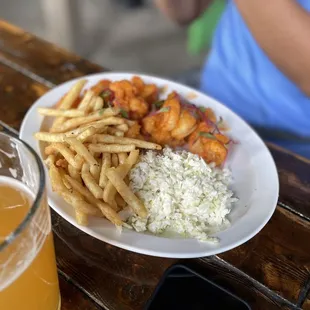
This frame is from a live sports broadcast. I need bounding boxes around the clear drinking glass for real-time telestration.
[0,129,60,310]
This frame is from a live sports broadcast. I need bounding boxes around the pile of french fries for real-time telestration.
[35,79,161,227]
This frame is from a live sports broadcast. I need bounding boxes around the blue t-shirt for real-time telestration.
[201,1,310,158]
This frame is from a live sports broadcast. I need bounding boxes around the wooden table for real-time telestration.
[0,20,309,310]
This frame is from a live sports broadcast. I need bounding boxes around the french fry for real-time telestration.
[90,158,101,182]
[84,96,97,114]
[37,108,85,117]
[114,131,124,137]
[99,153,111,188]
[50,166,85,217]
[115,124,129,132]
[65,174,101,204]
[64,119,109,138]
[65,127,91,137]
[45,143,80,169]
[63,178,73,191]
[112,153,119,168]
[75,210,88,226]
[118,152,127,165]
[88,143,135,153]
[76,126,98,143]
[73,117,124,138]
[58,167,72,190]
[49,163,66,193]
[103,150,139,206]
[53,108,120,133]
[68,164,82,183]
[44,154,56,168]
[78,90,94,110]
[51,79,86,131]
[66,137,98,166]
[56,188,89,225]
[125,149,140,166]
[115,193,127,209]
[54,183,91,226]
[103,163,130,205]
[74,201,102,217]
[65,175,123,225]
[74,154,84,170]
[124,175,130,185]
[92,134,161,150]
[96,200,122,224]
[124,119,137,126]
[56,158,68,169]
[45,145,56,155]
[106,167,147,218]
[58,80,87,110]
[93,96,104,111]
[107,127,124,137]
[35,132,66,143]
[81,163,103,199]
[83,117,124,128]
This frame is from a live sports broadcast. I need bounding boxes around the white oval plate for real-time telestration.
[20,72,279,258]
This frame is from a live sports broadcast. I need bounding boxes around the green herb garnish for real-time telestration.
[99,90,111,99]
[120,109,129,118]
[199,106,206,113]
[153,100,164,108]
[98,109,105,116]
[199,132,216,139]
[99,90,113,108]
[158,107,170,113]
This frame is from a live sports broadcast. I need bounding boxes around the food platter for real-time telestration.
[20,72,279,258]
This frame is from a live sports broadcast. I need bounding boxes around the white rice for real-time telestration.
[128,147,237,242]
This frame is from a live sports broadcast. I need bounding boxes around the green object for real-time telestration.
[188,0,226,55]
[199,132,216,139]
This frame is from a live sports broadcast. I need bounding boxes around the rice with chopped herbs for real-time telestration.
[127,147,237,242]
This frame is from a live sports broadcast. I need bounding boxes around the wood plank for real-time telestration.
[0,20,102,85]
[0,62,48,129]
[303,299,310,310]
[195,258,297,310]
[269,144,310,220]
[59,275,102,310]
[52,211,175,310]
[52,211,298,310]
[298,278,310,309]
[219,207,310,304]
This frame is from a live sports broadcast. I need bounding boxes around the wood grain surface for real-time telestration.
[52,211,300,310]
[0,20,309,310]
[0,20,102,86]
[270,145,310,221]
[59,275,103,310]
[0,62,48,129]
[219,207,310,303]
[303,298,310,310]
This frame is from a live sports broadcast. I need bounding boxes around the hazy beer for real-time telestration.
[0,131,60,310]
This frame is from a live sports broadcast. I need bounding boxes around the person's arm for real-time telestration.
[154,0,213,25]
[234,0,310,97]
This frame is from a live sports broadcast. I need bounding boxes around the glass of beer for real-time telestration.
[0,129,60,310]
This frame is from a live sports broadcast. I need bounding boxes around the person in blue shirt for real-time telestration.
[155,0,310,158]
